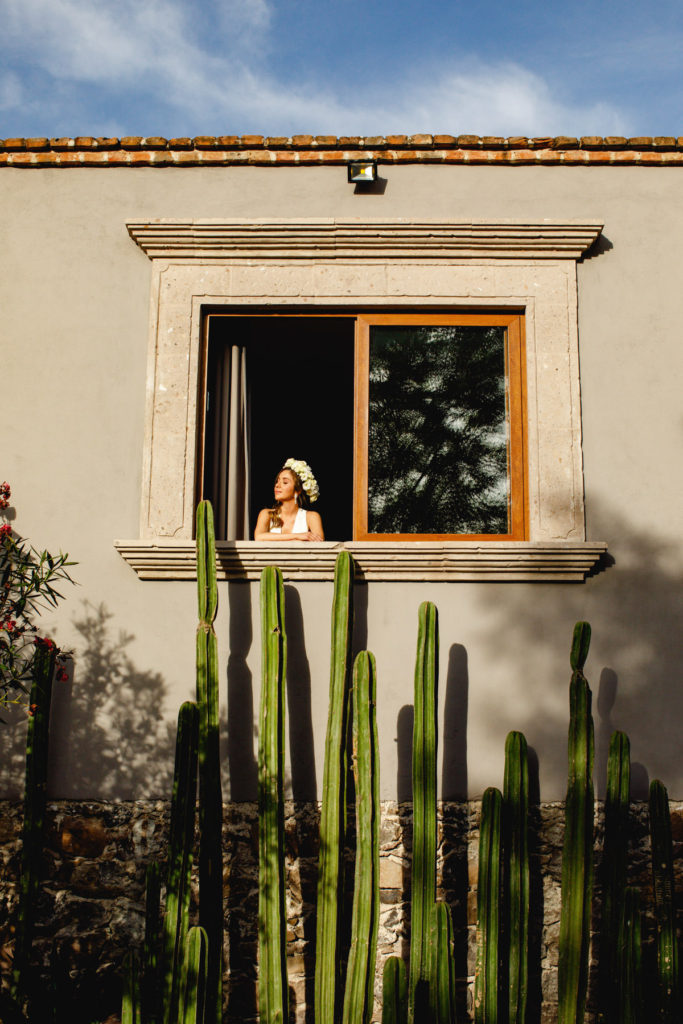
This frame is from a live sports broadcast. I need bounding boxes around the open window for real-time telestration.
[197,311,526,542]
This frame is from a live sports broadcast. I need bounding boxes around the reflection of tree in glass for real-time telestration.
[368,325,509,534]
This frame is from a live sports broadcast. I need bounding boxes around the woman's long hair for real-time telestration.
[268,468,308,529]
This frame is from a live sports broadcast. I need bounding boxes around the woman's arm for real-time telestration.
[306,511,324,541]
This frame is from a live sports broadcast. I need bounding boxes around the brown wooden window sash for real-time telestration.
[353,312,528,541]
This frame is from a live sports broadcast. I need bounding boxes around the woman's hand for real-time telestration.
[300,529,324,542]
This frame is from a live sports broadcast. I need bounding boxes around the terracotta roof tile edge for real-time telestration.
[3,136,683,166]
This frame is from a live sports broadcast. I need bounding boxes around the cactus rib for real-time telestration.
[504,730,529,1024]
[474,786,502,1024]
[649,779,679,1023]
[196,501,224,1024]
[342,651,380,1024]
[558,622,594,1024]
[315,551,354,1024]
[161,701,199,1024]
[600,730,630,1023]
[383,956,408,1024]
[409,600,439,1018]
[258,566,288,1024]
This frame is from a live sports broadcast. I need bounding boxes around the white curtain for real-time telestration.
[210,345,250,540]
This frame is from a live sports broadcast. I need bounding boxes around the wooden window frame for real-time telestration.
[353,313,527,541]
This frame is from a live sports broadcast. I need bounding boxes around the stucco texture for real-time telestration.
[1,163,681,801]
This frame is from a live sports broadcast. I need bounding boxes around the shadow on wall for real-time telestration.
[472,497,683,799]
[0,602,177,800]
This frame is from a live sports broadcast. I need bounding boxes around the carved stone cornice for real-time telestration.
[114,540,608,583]
[126,219,603,261]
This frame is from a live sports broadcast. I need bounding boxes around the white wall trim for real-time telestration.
[127,218,603,261]
[115,540,607,583]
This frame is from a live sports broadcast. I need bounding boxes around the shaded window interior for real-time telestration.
[203,315,355,541]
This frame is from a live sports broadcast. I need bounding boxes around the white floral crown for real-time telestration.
[283,458,320,503]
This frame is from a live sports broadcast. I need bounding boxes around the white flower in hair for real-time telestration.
[284,457,319,503]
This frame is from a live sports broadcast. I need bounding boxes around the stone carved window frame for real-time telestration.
[116,219,607,582]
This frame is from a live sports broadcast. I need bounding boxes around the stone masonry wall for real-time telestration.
[0,800,681,1023]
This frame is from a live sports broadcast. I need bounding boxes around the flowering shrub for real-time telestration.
[0,482,75,713]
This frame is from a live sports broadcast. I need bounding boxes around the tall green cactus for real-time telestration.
[143,860,162,1024]
[161,701,199,1024]
[558,622,594,1024]
[195,500,223,1024]
[315,550,355,1024]
[474,786,502,1024]
[428,901,458,1024]
[600,730,630,1023]
[11,643,56,1005]
[342,651,380,1024]
[258,565,288,1024]
[649,779,679,1023]
[383,957,408,1024]
[409,601,438,1019]
[179,926,209,1024]
[121,951,142,1024]
[503,730,529,1024]
[617,887,642,1024]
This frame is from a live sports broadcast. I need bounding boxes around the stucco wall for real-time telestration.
[1,163,682,801]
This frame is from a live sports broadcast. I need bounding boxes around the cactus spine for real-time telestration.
[161,701,199,1024]
[600,730,630,1023]
[558,621,594,1024]
[383,956,408,1024]
[649,778,679,1023]
[11,643,56,1004]
[429,901,458,1024]
[409,600,438,1018]
[195,500,223,1024]
[179,926,209,1024]
[342,651,380,1024]
[503,730,529,1024]
[474,786,502,1024]
[315,551,354,1024]
[258,565,288,1024]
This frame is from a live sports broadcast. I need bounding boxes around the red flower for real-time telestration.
[56,668,69,683]
[0,524,11,539]
[28,704,38,717]
[34,636,56,650]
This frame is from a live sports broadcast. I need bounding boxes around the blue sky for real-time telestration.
[2,0,682,139]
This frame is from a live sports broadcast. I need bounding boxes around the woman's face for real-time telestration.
[274,470,299,503]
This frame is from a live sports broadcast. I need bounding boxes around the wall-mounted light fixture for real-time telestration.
[347,160,377,184]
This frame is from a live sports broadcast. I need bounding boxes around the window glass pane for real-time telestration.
[368,324,510,534]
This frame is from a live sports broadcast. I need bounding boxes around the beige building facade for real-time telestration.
[2,135,682,803]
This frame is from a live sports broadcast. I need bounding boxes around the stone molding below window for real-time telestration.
[114,540,608,583]
[127,218,603,260]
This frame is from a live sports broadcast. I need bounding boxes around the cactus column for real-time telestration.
[258,566,288,1024]
[342,651,380,1024]
[409,601,438,1018]
[558,622,594,1024]
[315,551,355,1024]
[649,778,679,1023]
[196,501,224,1024]
[504,730,529,1024]
[474,786,502,1024]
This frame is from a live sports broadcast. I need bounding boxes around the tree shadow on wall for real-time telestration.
[48,602,176,799]
[471,499,683,800]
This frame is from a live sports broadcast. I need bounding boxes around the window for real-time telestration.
[197,312,526,542]
[118,217,607,580]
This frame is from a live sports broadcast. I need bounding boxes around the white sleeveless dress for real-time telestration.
[269,507,308,534]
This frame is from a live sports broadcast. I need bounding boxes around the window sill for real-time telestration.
[114,539,608,582]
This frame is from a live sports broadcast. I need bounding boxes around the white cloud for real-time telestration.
[0,0,631,137]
